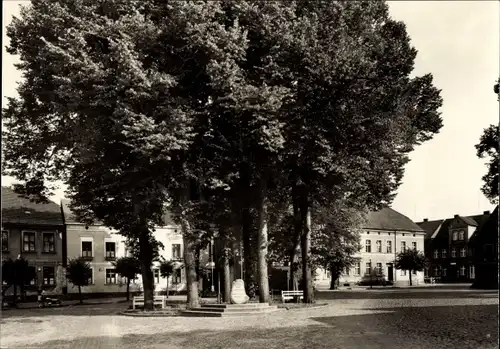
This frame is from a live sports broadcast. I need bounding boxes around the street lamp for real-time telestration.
[210,238,215,292]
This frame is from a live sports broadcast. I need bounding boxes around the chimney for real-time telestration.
[483,211,490,215]
[423,218,428,222]
[454,214,459,218]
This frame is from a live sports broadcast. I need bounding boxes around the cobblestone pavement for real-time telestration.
[0,290,497,349]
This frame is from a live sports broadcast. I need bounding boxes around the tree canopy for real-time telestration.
[476,125,499,204]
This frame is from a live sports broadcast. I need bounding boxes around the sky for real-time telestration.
[2,1,499,222]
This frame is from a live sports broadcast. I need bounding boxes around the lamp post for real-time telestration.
[210,238,215,293]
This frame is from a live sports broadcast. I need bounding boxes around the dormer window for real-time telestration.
[458,231,465,240]
[452,232,458,241]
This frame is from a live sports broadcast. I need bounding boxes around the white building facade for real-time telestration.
[316,207,426,287]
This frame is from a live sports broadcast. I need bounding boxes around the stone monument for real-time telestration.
[230,279,249,304]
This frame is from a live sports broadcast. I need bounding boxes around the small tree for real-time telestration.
[113,257,141,301]
[66,258,92,303]
[395,249,427,286]
[159,259,175,298]
[1,258,36,305]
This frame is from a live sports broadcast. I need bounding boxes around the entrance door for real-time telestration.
[387,264,394,282]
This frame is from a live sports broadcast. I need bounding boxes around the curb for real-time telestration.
[278,303,329,311]
[119,310,180,317]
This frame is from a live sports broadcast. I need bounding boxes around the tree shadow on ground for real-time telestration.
[2,304,498,349]
[312,304,499,348]
[316,290,498,300]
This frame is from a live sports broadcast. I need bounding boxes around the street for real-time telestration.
[0,288,497,349]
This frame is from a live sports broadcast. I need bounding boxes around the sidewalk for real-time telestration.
[6,295,218,310]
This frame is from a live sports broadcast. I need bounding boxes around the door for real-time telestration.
[387,264,394,282]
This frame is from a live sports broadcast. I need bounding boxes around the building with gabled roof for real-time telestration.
[1,186,66,296]
[315,207,426,288]
[417,210,492,283]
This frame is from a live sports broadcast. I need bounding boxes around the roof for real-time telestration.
[469,206,498,246]
[1,186,63,226]
[417,211,493,241]
[61,198,176,227]
[458,215,478,227]
[362,207,424,232]
[417,219,444,239]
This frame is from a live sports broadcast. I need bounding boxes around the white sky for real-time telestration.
[2,1,499,221]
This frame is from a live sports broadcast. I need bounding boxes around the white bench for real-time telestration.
[132,295,166,310]
[281,290,303,303]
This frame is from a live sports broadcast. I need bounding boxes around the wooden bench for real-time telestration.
[281,290,303,303]
[132,295,167,310]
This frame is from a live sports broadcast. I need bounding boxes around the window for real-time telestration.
[451,248,456,258]
[400,241,406,252]
[442,249,447,258]
[412,242,417,250]
[452,232,458,241]
[42,266,55,285]
[23,232,36,252]
[26,266,37,286]
[365,262,371,275]
[433,267,440,276]
[470,265,475,279]
[400,269,407,276]
[87,268,94,284]
[365,240,371,253]
[434,250,439,259]
[172,269,182,284]
[354,262,361,275]
[1,230,8,252]
[412,269,417,275]
[458,231,464,240]
[105,242,116,259]
[386,241,392,254]
[376,263,382,275]
[376,240,382,253]
[82,241,93,258]
[43,233,55,253]
[106,269,117,284]
[460,248,466,257]
[442,267,447,277]
[172,244,182,259]
[460,265,466,276]
[344,267,350,276]
[153,268,160,284]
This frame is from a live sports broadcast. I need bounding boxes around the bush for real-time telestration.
[357,270,392,286]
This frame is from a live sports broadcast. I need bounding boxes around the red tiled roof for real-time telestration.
[1,186,63,226]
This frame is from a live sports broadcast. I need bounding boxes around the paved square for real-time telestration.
[0,289,497,349]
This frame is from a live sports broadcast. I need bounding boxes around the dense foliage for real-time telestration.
[3,1,442,306]
[66,258,93,303]
[476,125,499,204]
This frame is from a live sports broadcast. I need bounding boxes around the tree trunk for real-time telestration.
[126,279,130,301]
[139,232,155,311]
[242,208,258,298]
[300,197,314,303]
[78,285,83,304]
[166,278,169,298]
[330,268,340,290]
[409,270,412,286]
[256,176,270,303]
[183,233,200,308]
[223,252,231,303]
[289,186,302,291]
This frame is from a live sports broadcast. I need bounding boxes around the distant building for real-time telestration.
[62,200,212,296]
[1,187,66,295]
[469,206,498,289]
[316,207,426,287]
[417,211,492,283]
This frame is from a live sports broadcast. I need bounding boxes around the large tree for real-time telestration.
[476,125,499,204]
[395,249,427,286]
[275,1,443,302]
